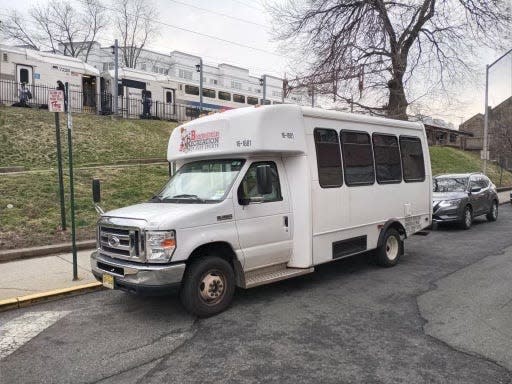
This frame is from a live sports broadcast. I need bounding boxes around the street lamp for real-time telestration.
[259,75,267,105]
[483,47,512,174]
[196,59,203,112]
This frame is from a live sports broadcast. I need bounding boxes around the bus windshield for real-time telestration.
[151,159,245,203]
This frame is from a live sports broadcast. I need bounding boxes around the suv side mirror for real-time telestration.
[92,178,101,203]
[470,186,481,193]
[256,164,273,195]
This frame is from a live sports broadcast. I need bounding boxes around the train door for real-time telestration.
[163,88,175,117]
[16,65,33,85]
[82,76,97,111]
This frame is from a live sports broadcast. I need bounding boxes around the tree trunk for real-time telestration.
[387,75,408,120]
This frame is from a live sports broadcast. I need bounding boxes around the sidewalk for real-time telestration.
[0,249,99,301]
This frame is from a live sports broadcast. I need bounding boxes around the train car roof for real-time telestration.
[0,45,99,76]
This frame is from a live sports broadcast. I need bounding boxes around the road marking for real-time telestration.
[0,311,70,360]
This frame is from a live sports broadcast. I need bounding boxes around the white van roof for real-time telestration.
[167,105,424,162]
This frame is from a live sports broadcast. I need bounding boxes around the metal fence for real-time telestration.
[0,79,209,122]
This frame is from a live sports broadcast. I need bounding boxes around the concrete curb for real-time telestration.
[0,282,104,312]
[0,240,96,263]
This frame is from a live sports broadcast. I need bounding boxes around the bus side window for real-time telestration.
[340,130,375,186]
[314,128,343,188]
[372,133,402,184]
[399,136,425,182]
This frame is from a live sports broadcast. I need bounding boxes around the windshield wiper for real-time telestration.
[171,194,205,202]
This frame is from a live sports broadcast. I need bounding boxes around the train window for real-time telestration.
[340,131,375,186]
[185,85,199,96]
[314,128,343,188]
[372,134,402,184]
[400,136,425,182]
[166,91,173,103]
[218,91,231,101]
[203,88,215,98]
[19,68,29,84]
[247,97,258,105]
[233,94,245,103]
[260,99,271,105]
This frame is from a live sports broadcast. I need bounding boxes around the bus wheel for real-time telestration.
[180,256,235,317]
[376,228,402,267]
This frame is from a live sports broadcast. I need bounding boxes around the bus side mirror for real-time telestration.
[256,165,273,195]
[92,178,101,203]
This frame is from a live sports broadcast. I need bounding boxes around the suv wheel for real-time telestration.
[180,256,235,317]
[460,206,472,230]
[486,200,498,222]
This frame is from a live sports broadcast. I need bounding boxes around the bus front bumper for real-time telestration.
[91,251,186,295]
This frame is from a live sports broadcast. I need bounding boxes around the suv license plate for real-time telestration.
[102,273,114,289]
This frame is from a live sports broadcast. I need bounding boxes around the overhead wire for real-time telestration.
[167,0,268,28]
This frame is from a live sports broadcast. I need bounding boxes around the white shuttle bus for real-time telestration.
[91,105,432,316]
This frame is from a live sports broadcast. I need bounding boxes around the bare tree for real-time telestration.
[271,1,512,120]
[113,0,158,68]
[0,10,43,51]
[0,0,107,60]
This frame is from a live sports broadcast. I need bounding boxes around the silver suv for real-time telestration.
[432,173,499,229]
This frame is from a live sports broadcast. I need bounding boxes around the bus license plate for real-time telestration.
[102,273,114,289]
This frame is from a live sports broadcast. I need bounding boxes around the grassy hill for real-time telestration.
[429,146,512,187]
[0,106,176,169]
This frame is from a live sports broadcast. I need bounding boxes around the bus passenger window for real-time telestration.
[399,137,425,182]
[314,128,343,188]
[340,131,375,186]
[372,134,402,183]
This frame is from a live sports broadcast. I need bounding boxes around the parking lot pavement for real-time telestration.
[418,244,512,371]
[1,206,512,384]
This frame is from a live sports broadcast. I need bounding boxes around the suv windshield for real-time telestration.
[151,159,245,203]
[433,177,468,192]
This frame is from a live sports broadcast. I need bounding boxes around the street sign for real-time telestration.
[48,90,65,112]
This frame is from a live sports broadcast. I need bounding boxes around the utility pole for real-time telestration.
[483,47,512,174]
[113,39,119,115]
[65,82,78,281]
[260,75,267,104]
[196,59,203,112]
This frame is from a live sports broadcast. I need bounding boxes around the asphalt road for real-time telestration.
[1,205,512,384]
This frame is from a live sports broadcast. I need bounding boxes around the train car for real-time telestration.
[0,44,100,112]
[101,68,179,119]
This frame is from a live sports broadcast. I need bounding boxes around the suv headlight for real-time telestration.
[145,230,176,262]
[439,199,461,208]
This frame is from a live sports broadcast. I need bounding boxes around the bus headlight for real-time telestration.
[145,230,176,262]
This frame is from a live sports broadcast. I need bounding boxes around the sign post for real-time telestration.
[64,83,78,281]
[48,90,67,231]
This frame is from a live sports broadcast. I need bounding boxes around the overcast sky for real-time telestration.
[1,0,511,126]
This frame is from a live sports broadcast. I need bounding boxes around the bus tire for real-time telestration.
[180,256,235,318]
[376,228,402,267]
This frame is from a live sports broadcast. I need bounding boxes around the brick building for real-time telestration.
[460,96,512,170]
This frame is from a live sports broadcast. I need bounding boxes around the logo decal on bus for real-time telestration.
[179,127,220,152]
